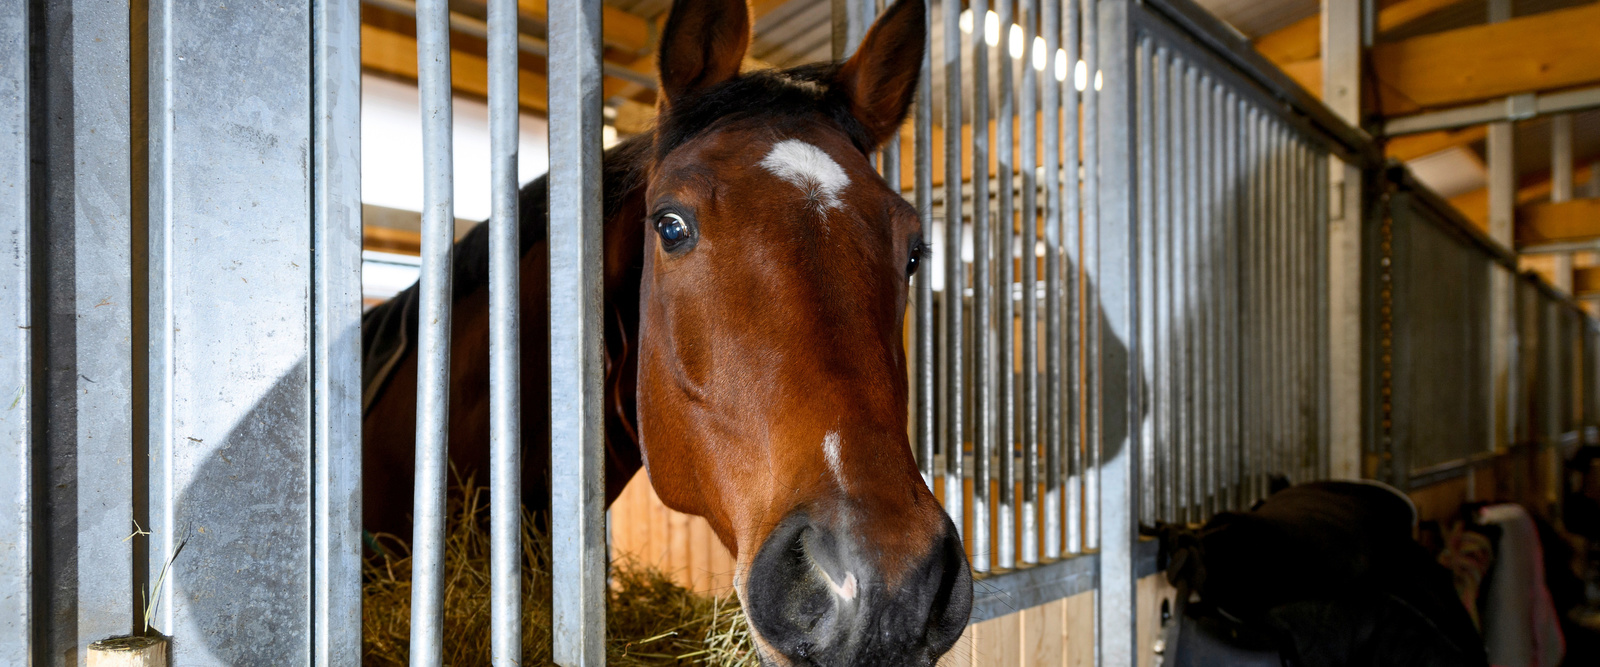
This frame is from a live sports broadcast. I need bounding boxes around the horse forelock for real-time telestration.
[652,64,878,167]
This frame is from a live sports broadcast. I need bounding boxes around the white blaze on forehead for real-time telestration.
[759,139,850,210]
[823,430,843,482]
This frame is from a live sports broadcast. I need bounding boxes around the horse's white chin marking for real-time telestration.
[759,139,850,210]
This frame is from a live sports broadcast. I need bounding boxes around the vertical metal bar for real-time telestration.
[1081,0,1101,552]
[1552,114,1574,292]
[1182,64,1199,520]
[1210,82,1226,510]
[1098,0,1140,659]
[996,0,1017,572]
[1316,147,1331,481]
[1153,47,1173,523]
[1137,40,1157,527]
[915,0,935,491]
[411,0,455,662]
[1292,139,1308,485]
[1224,92,1241,509]
[1019,0,1041,564]
[942,0,966,540]
[549,0,607,661]
[1488,119,1515,450]
[313,0,365,661]
[1043,0,1065,559]
[971,0,992,575]
[0,0,30,655]
[1247,108,1264,503]
[1170,57,1189,521]
[488,0,523,661]
[1271,124,1288,486]
[1197,76,1214,518]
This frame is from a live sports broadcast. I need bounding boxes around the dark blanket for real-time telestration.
[1157,481,1488,667]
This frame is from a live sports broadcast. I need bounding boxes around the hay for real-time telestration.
[362,479,758,666]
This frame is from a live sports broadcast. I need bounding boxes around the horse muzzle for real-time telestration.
[742,510,972,666]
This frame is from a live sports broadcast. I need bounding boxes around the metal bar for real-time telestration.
[313,0,366,661]
[996,0,1017,572]
[1248,108,1265,502]
[1138,0,1378,167]
[548,0,607,661]
[971,0,993,575]
[1043,0,1065,559]
[1137,40,1158,527]
[1384,85,1600,136]
[411,0,456,662]
[1182,63,1199,520]
[1154,47,1173,523]
[1097,0,1140,660]
[1019,0,1041,565]
[0,0,30,655]
[1198,75,1215,517]
[488,0,523,661]
[360,0,659,90]
[1171,57,1190,521]
[915,0,935,491]
[942,0,966,539]
[1225,91,1241,509]
[1081,0,1101,552]
[1204,78,1220,516]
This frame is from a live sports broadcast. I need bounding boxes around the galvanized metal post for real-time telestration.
[145,0,363,660]
[1044,0,1065,560]
[487,0,523,662]
[548,0,607,662]
[1487,0,1517,455]
[410,0,456,662]
[0,0,31,657]
[970,0,993,574]
[313,0,366,663]
[1097,0,1138,663]
[1019,0,1041,564]
[995,0,1017,573]
[942,0,966,538]
[1323,0,1364,480]
[914,0,936,490]
[1551,114,1574,293]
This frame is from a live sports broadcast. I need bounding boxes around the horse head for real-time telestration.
[635,0,971,663]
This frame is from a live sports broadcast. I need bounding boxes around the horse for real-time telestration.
[360,0,971,662]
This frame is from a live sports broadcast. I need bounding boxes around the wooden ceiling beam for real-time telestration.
[1447,162,1598,232]
[1254,0,1468,66]
[1371,2,1600,110]
[1516,198,1600,247]
[515,0,653,55]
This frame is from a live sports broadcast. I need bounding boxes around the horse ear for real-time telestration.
[658,0,751,106]
[834,0,926,148]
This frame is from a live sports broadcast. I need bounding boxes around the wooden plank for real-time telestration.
[1063,590,1095,667]
[1575,266,1600,295]
[1387,125,1488,162]
[690,515,712,592]
[1516,198,1600,246]
[1136,574,1178,667]
[1371,3,1600,109]
[1449,162,1598,231]
[1024,598,1066,666]
[1254,0,1468,65]
[361,23,550,114]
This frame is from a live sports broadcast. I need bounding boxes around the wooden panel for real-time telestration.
[973,612,1022,667]
[1137,575,1178,667]
[1024,598,1066,666]
[1063,591,1095,667]
[1371,3,1600,109]
[1575,267,1600,296]
[1517,198,1600,246]
[1253,0,1468,65]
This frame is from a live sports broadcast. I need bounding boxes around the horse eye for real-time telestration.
[906,240,928,277]
[906,253,920,277]
[655,212,693,250]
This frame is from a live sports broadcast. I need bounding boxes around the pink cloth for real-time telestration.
[1477,504,1565,667]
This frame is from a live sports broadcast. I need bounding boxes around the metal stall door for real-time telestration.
[144,0,364,662]
[1,0,364,663]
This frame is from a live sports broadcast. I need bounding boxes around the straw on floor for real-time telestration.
[362,480,758,666]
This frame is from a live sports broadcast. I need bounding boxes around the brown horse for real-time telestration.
[361,0,970,662]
